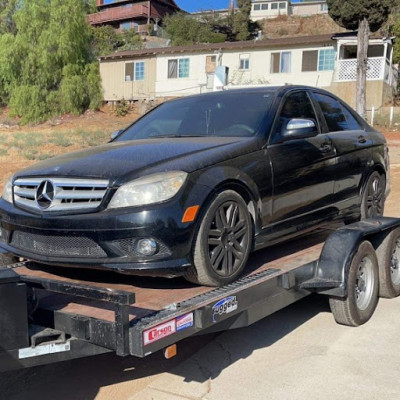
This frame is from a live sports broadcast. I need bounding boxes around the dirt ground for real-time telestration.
[0,105,141,189]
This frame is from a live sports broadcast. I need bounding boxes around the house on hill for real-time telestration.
[88,0,180,34]
[99,33,397,110]
[251,0,328,21]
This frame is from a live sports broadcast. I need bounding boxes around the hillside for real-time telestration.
[259,14,347,38]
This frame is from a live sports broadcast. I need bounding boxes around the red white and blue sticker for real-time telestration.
[176,312,194,331]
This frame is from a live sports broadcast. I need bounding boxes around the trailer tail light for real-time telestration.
[163,344,177,359]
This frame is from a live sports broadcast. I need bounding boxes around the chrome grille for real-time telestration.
[11,231,107,257]
[13,177,109,212]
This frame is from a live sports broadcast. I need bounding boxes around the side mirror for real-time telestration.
[110,129,123,141]
[281,119,317,140]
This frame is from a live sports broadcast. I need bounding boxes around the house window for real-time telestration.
[271,3,278,10]
[135,62,145,81]
[279,2,286,9]
[318,48,335,71]
[271,51,291,73]
[261,4,268,10]
[302,50,318,72]
[321,3,328,11]
[254,4,261,10]
[121,22,131,30]
[168,59,190,79]
[125,63,134,81]
[206,55,217,73]
[178,58,190,78]
[302,49,335,72]
[125,62,145,82]
[239,54,250,70]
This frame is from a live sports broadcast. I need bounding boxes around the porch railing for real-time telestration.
[88,4,149,25]
[335,57,385,82]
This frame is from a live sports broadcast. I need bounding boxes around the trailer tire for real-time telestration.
[185,190,252,287]
[329,241,379,327]
[376,228,400,298]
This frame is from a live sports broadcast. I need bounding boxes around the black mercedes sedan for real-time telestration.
[0,86,390,286]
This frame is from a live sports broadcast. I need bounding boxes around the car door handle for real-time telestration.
[358,135,367,144]
[320,144,333,153]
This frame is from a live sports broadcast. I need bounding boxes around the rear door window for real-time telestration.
[340,104,362,130]
[313,93,348,132]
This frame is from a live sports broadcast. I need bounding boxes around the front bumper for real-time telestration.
[0,197,200,277]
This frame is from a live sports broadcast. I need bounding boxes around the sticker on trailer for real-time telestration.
[212,296,238,322]
[143,319,176,345]
[176,312,194,331]
[18,342,71,359]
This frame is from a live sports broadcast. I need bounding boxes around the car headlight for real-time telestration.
[108,171,188,209]
[2,176,13,203]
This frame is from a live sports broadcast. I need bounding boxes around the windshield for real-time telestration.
[116,92,273,141]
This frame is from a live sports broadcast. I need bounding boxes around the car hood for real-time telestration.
[15,137,260,185]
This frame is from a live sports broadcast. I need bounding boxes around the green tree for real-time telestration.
[90,25,142,57]
[327,0,394,118]
[386,1,400,64]
[233,0,251,41]
[0,0,103,123]
[164,12,226,46]
[0,0,18,34]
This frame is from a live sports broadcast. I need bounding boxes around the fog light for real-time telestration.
[136,239,158,256]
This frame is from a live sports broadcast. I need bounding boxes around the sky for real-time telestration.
[175,0,304,13]
[175,0,232,12]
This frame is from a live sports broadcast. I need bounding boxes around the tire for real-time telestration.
[185,190,252,287]
[329,241,379,327]
[376,228,400,298]
[360,171,385,220]
[0,252,18,266]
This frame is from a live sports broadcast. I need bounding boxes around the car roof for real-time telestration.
[169,85,334,100]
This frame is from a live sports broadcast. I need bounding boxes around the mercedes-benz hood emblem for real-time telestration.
[36,180,55,209]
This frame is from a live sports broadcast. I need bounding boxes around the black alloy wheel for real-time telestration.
[185,190,252,287]
[207,200,249,276]
[361,171,385,219]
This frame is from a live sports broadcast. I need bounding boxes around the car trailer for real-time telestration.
[1,217,400,372]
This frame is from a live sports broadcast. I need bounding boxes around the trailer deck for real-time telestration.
[3,218,400,372]
[15,231,326,324]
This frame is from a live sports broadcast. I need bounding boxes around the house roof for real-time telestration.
[101,33,335,60]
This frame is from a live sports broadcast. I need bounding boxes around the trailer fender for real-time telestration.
[300,217,400,297]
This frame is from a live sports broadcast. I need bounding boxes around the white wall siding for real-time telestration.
[153,45,335,98]
[155,53,214,97]
[222,46,334,88]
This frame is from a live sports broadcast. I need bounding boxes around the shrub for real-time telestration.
[114,99,130,117]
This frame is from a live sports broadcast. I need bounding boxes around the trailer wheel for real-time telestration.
[376,228,400,298]
[329,241,379,326]
[360,171,385,219]
[185,190,252,287]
